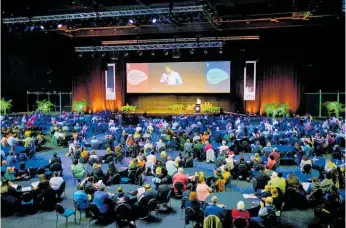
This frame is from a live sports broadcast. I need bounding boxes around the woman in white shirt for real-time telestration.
[300,155,312,171]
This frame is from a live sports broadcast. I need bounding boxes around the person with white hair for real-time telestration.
[172,167,188,194]
[165,156,177,176]
[205,141,215,163]
[184,139,193,153]
[232,201,250,226]
[218,140,229,154]
[156,139,166,151]
[204,196,225,221]
[90,136,99,148]
[135,124,142,133]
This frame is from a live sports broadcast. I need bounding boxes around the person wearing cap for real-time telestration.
[204,196,225,221]
[104,147,114,161]
[232,201,250,226]
[250,197,277,227]
[129,158,139,170]
[185,192,203,221]
[137,184,158,203]
[92,183,113,215]
[114,186,130,204]
[91,163,104,182]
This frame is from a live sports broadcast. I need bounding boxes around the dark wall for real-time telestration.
[1,19,345,112]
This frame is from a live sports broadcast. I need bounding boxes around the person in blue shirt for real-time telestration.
[92,183,113,215]
[73,188,90,215]
[204,196,225,221]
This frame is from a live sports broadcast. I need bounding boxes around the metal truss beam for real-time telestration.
[102,36,259,45]
[2,6,203,24]
[75,42,222,52]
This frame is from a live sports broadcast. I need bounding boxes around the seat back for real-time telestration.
[114,203,131,220]
[55,203,65,215]
[105,155,114,164]
[237,164,248,173]
[147,198,158,211]
[112,174,121,184]
[73,199,81,211]
[50,162,62,172]
[233,216,248,228]
[88,204,100,219]
[21,192,34,205]
[303,164,312,174]
[185,207,197,222]
[174,181,184,191]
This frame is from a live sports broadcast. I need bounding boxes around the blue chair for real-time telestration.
[55,203,76,227]
[73,199,88,225]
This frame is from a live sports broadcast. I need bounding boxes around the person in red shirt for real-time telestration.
[267,155,277,170]
[269,147,280,161]
[172,167,188,194]
[232,200,251,227]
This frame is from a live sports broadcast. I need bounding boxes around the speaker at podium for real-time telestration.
[195,104,201,113]
[195,98,201,113]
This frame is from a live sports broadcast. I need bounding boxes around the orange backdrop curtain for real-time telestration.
[72,57,125,112]
[245,62,301,114]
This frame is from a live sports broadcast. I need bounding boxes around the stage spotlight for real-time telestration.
[101,52,106,57]
[57,24,63,28]
[91,53,95,58]
[204,49,208,54]
[218,48,223,54]
[129,19,134,24]
[78,53,83,58]
[138,50,143,56]
[151,51,155,56]
[152,18,157,23]
[164,50,169,56]
[190,49,195,55]
[30,25,35,31]
[124,52,129,56]
[40,25,45,30]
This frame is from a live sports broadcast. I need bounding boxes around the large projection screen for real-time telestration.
[126,61,231,93]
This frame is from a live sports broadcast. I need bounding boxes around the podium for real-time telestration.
[195,104,201,113]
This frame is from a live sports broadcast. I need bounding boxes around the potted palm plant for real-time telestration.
[73,99,88,114]
[36,100,54,114]
[324,101,345,118]
[0,98,12,115]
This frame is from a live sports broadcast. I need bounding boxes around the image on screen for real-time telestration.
[126,61,231,93]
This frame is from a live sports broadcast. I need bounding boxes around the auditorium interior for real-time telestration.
[1,0,345,228]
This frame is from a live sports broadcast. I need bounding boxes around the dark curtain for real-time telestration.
[245,62,301,114]
[72,57,125,112]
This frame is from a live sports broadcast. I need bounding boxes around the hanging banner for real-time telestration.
[244,61,257,100]
[105,63,116,100]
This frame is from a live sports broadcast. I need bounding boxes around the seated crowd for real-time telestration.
[1,111,345,227]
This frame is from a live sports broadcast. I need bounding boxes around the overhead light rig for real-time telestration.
[2,5,203,24]
[75,42,222,52]
[101,36,259,45]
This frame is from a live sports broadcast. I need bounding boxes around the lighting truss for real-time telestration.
[102,36,259,45]
[75,42,222,52]
[2,6,203,24]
